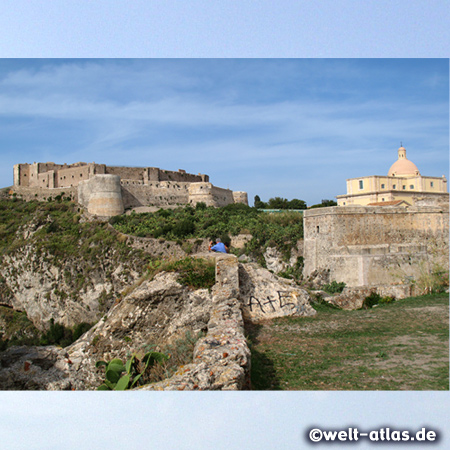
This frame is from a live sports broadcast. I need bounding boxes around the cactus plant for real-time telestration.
[96,351,168,390]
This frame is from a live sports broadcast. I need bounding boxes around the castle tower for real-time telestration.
[233,191,248,205]
[78,175,124,217]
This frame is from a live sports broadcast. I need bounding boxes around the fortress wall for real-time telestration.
[157,169,208,183]
[210,185,235,207]
[304,205,449,287]
[15,162,107,189]
[121,182,191,209]
[54,165,91,188]
[37,171,53,188]
[187,183,234,207]
[12,186,78,202]
[105,166,145,180]
[414,193,450,207]
[103,166,208,184]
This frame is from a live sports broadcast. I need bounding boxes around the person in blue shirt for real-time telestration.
[208,238,228,253]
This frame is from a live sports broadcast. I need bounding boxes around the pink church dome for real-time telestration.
[388,146,420,176]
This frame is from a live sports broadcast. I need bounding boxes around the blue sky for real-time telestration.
[1,58,448,206]
[0,1,449,449]
[0,0,449,58]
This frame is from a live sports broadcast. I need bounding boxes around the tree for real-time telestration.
[267,197,287,209]
[254,195,267,209]
[287,198,307,210]
[309,199,337,209]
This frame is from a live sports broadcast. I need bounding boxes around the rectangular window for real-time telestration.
[410,185,414,189]
[359,180,364,189]
[393,184,396,189]
[431,181,434,187]
[402,185,406,190]
[381,184,385,189]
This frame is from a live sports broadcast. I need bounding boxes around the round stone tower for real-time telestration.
[232,191,248,205]
[78,174,124,217]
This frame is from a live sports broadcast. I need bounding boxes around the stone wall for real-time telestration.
[233,191,249,205]
[105,166,145,180]
[78,175,124,217]
[188,182,235,207]
[121,181,191,209]
[142,255,250,390]
[303,205,449,287]
[11,186,78,202]
[14,162,105,189]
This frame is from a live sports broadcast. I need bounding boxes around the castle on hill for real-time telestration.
[13,162,248,217]
[336,145,448,206]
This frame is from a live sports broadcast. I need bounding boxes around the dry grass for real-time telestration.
[247,293,449,390]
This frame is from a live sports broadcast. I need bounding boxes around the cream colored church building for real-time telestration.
[336,145,448,206]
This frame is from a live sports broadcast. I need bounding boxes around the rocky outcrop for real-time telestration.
[239,263,316,321]
[320,285,415,310]
[1,245,143,330]
[263,241,303,274]
[0,270,215,390]
[65,271,214,389]
[0,345,75,390]
[0,255,315,390]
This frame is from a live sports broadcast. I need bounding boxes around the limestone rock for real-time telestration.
[1,244,142,330]
[263,247,287,273]
[142,297,250,391]
[64,271,214,388]
[239,263,316,321]
[0,345,84,390]
[325,285,414,310]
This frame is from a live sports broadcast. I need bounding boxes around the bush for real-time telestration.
[164,257,215,290]
[40,319,93,347]
[322,280,346,294]
[195,202,207,210]
[361,292,396,309]
[172,219,195,238]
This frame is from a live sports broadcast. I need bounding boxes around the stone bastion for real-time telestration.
[303,204,449,289]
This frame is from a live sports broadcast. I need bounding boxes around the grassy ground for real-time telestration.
[247,293,449,390]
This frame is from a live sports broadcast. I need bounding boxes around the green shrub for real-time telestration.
[278,257,304,281]
[195,202,207,210]
[40,319,93,347]
[361,293,396,309]
[164,257,215,290]
[110,204,303,261]
[322,280,346,294]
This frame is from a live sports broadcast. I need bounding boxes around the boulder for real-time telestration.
[239,263,316,321]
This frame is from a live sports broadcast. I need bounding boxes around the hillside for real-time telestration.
[0,197,153,339]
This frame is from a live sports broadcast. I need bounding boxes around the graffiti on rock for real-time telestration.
[246,291,296,314]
